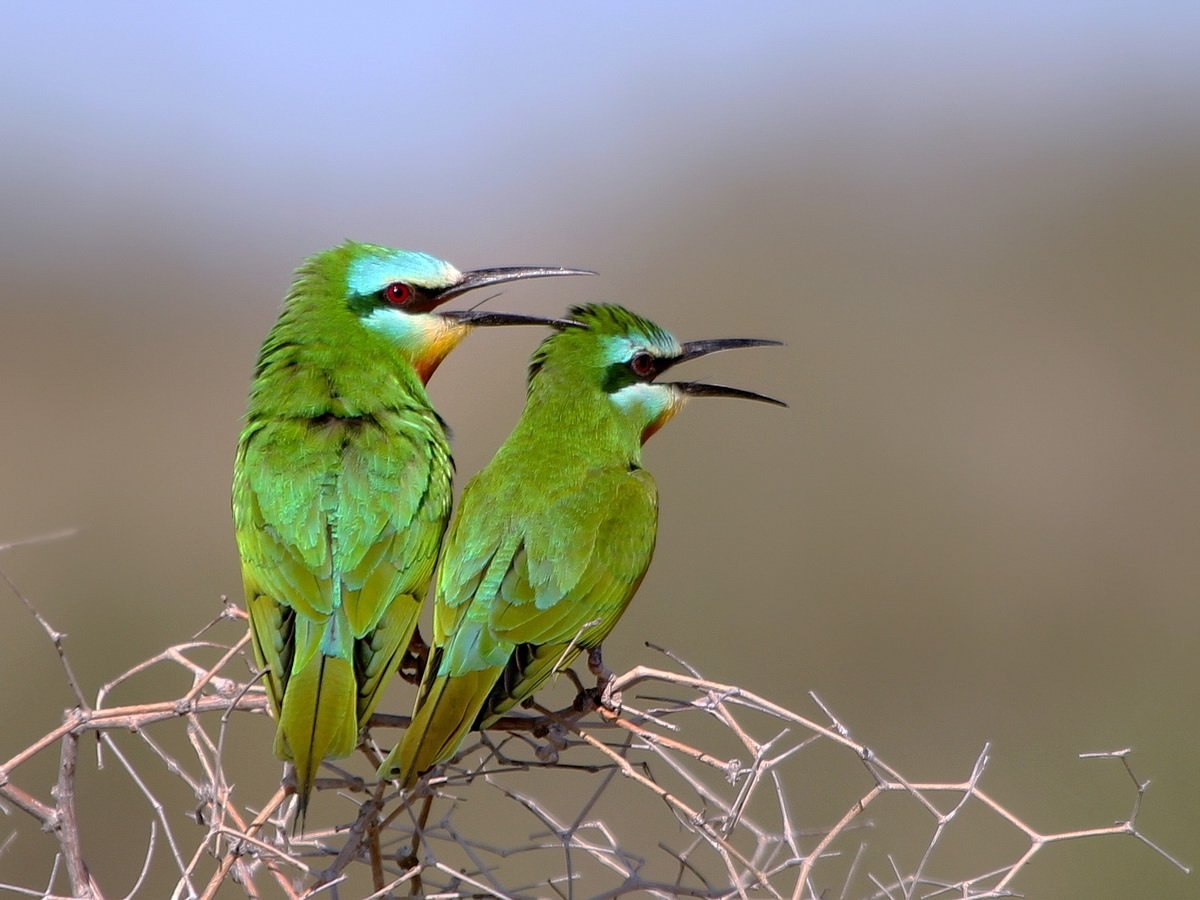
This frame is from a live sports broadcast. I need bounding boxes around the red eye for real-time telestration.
[630,351,656,378]
[384,282,412,305]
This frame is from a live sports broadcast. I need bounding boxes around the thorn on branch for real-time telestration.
[1,594,1189,897]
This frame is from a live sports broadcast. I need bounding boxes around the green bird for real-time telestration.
[232,241,588,817]
[382,303,783,786]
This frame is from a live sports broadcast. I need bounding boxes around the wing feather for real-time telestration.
[379,462,657,783]
[234,407,452,800]
[436,465,657,726]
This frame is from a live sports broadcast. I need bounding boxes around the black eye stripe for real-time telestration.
[372,283,438,313]
[602,354,657,393]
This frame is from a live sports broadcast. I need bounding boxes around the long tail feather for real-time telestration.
[378,666,502,788]
[278,635,357,823]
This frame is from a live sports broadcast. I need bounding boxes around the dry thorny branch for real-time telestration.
[0,537,1189,899]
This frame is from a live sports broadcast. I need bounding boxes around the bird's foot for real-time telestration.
[536,722,570,763]
[600,680,623,714]
[572,686,602,714]
[587,646,622,714]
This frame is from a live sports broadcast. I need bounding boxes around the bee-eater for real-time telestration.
[232,241,588,817]
[381,303,784,786]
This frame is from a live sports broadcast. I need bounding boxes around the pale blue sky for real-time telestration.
[5,4,1198,244]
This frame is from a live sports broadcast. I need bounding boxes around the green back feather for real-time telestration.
[233,245,457,818]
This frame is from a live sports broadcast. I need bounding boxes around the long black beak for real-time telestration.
[672,381,787,406]
[439,309,579,329]
[660,337,786,407]
[660,338,784,371]
[435,265,596,304]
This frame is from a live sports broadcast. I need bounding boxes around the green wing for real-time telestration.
[472,465,658,724]
[234,409,452,806]
[380,462,657,784]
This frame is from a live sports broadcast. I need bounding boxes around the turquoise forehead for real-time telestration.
[600,330,681,362]
[346,247,462,295]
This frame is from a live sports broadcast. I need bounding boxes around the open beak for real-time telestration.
[672,381,786,406]
[439,309,580,329]
[434,265,596,304]
[661,338,787,407]
[664,338,783,368]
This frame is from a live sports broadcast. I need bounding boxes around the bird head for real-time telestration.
[299,242,591,382]
[529,303,785,443]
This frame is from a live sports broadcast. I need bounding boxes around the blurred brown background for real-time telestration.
[2,4,1197,897]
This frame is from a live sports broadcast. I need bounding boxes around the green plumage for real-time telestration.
[382,304,783,785]
[233,243,585,819]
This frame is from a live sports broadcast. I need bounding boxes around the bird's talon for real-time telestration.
[587,646,614,684]
[573,686,602,713]
[600,684,623,713]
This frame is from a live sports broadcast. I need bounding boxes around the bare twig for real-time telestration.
[1,579,1187,897]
